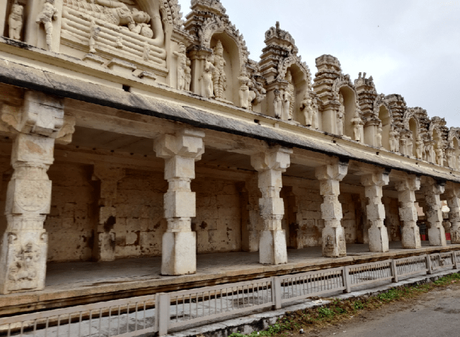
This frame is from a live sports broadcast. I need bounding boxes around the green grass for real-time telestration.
[229,272,460,337]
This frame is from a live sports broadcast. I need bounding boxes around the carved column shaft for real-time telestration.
[447,186,460,244]
[188,48,212,97]
[251,147,292,265]
[0,91,71,294]
[316,161,348,258]
[92,165,125,262]
[154,129,205,276]
[361,171,390,252]
[422,179,446,247]
[396,175,421,249]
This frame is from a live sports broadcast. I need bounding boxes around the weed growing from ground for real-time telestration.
[229,272,460,337]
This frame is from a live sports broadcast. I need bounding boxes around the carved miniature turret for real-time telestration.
[313,55,343,107]
[355,72,378,119]
[385,94,407,127]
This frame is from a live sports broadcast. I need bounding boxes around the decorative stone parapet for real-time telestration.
[421,178,447,247]
[154,129,205,276]
[395,174,421,249]
[250,146,292,265]
[0,91,73,294]
[361,171,390,252]
[315,160,349,257]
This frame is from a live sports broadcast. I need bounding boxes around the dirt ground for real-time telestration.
[289,282,460,337]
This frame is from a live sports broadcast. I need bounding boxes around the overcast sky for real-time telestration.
[177,0,460,128]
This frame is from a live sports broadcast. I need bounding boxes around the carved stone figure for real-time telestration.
[238,71,250,109]
[389,128,400,152]
[8,2,24,41]
[446,147,455,168]
[36,0,59,51]
[351,111,363,142]
[201,56,215,98]
[273,89,282,119]
[425,141,434,162]
[89,20,102,53]
[377,125,383,147]
[174,43,188,91]
[300,95,312,126]
[285,70,295,120]
[416,135,424,159]
[337,93,345,136]
[185,59,192,92]
[406,133,414,157]
[282,90,293,121]
[81,0,152,36]
[436,148,444,166]
[212,40,227,100]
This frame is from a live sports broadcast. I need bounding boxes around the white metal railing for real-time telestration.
[0,251,459,337]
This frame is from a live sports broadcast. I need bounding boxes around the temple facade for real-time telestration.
[0,0,459,296]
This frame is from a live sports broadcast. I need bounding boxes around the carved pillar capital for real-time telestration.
[395,174,421,193]
[250,146,292,173]
[360,170,390,188]
[315,161,348,183]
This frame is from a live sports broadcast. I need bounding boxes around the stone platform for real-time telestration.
[1,242,459,317]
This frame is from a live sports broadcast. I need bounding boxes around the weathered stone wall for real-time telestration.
[45,163,97,262]
[193,179,242,253]
[114,169,167,259]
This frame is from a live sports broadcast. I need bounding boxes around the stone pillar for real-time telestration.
[361,171,390,252]
[395,175,421,249]
[0,91,71,294]
[154,129,205,276]
[250,147,292,265]
[0,0,7,37]
[92,164,125,262]
[315,161,349,257]
[421,179,447,247]
[188,47,212,97]
[446,186,460,244]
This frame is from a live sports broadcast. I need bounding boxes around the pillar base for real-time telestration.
[401,225,421,249]
[95,232,116,262]
[259,230,287,265]
[161,231,196,276]
[368,225,389,253]
[322,226,347,258]
[428,226,447,247]
[0,230,47,294]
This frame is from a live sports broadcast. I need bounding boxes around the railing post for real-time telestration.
[155,293,171,336]
[343,266,351,293]
[391,259,399,283]
[426,254,433,275]
[453,251,458,270]
[271,277,282,310]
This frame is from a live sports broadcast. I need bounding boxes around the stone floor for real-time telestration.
[2,241,459,316]
[45,241,443,289]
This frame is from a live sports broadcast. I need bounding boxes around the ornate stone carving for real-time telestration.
[351,110,364,142]
[389,127,400,152]
[212,40,227,100]
[174,43,190,91]
[273,89,282,119]
[337,93,345,136]
[201,56,215,98]
[8,1,24,41]
[36,0,59,51]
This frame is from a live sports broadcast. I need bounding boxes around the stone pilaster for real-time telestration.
[250,147,292,265]
[92,164,125,262]
[0,91,73,294]
[315,161,349,257]
[395,175,421,249]
[446,185,460,244]
[154,129,205,276]
[361,171,390,252]
[421,179,447,247]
